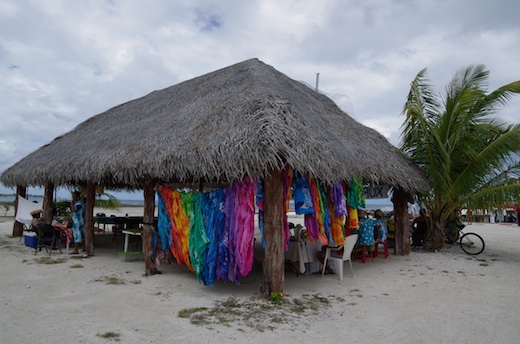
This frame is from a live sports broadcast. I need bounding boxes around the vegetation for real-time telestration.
[94,275,126,285]
[1,203,11,216]
[96,331,121,341]
[400,64,520,250]
[177,294,339,332]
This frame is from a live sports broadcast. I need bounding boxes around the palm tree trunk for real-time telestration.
[143,179,157,275]
[12,185,26,237]
[424,217,445,250]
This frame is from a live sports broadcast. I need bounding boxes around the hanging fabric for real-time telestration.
[348,206,359,229]
[327,189,344,246]
[331,181,348,217]
[346,176,366,209]
[304,176,320,243]
[225,184,237,283]
[292,171,314,215]
[233,177,257,279]
[157,187,172,252]
[317,180,333,245]
[255,180,265,249]
[171,190,193,270]
[189,193,209,283]
[282,167,293,250]
[200,189,225,286]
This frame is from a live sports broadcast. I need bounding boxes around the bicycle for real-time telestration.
[455,226,485,255]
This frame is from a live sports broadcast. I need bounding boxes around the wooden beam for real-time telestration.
[12,185,26,237]
[393,188,410,255]
[143,179,157,275]
[43,181,54,224]
[259,170,285,297]
[84,181,95,256]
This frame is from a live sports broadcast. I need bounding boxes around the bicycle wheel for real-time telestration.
[459,232,485,255]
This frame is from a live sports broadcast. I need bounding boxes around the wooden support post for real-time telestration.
[12,185,26,237]
[393,188,410,255]
[84,181,95,256]
[259,170,285,297]
[43,181,54,224]
[143,179,157,275]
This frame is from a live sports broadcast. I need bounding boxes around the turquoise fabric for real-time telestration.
[72,200,85,243]
[358,216,375,246]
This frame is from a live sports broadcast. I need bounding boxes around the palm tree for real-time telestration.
[400,65,520,250]
[75,185,122,210]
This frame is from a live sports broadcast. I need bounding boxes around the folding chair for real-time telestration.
[33,224,62,256]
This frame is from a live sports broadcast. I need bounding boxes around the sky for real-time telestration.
[1,0,519,200]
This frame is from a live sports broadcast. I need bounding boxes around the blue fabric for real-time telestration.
[157,193,172,252]
[256,180,265,249]
[292,171,314,215]
[72,200,85,243]
[200,189,225,287]
[215,187,229,282]
[152,229,158,262]
[374,218,388,242]
[358,216,375,246]
[317,181,334,246]
[331,181,348,216]
[224,184,237,283]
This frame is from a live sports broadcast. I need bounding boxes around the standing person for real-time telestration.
[467,209,473,225]
[69,191,85,254]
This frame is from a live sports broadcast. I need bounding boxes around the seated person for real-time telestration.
[30,209,46,229]
[374,209,388,243]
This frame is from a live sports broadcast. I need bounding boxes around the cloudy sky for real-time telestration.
[1,0,519,198]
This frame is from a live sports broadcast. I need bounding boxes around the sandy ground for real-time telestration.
[1,207,520,344]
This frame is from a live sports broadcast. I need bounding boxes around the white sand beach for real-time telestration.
[1,209,519,344]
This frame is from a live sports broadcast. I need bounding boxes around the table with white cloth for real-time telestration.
[122,229,143,252]
[285,239,323,274]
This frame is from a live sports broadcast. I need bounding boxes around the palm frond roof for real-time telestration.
[1,58,429,193]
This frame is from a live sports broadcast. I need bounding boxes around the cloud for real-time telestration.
[1,0,519,196]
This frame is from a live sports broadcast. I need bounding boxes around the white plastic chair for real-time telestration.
[321,234,359,281]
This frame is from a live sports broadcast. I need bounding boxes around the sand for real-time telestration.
[1,208,520,344]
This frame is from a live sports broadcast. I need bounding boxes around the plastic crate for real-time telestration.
[24,235,37,248]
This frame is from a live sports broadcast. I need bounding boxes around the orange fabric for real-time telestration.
[171,190,193,270]
[328,192,345,246]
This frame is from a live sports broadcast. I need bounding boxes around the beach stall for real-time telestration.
[0,58,428,295]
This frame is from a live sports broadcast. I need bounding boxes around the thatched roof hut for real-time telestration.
[1,58,428,295]
[1,58,427,192]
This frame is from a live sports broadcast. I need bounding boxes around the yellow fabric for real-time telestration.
[348,206,359,229]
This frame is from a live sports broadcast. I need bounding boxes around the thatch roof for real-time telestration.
[1,58,428,193]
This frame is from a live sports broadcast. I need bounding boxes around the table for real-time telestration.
[95,216,126,231]
[285,239,323,274]
[122,229,143,252]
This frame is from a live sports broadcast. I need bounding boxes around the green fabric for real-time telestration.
[188,193,209,282]
[346,176,366,209]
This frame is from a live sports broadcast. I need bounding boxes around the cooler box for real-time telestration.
[24,234,37,248]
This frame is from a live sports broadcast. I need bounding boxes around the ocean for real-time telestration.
[0,195,144,206]
[1,195,394,210]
